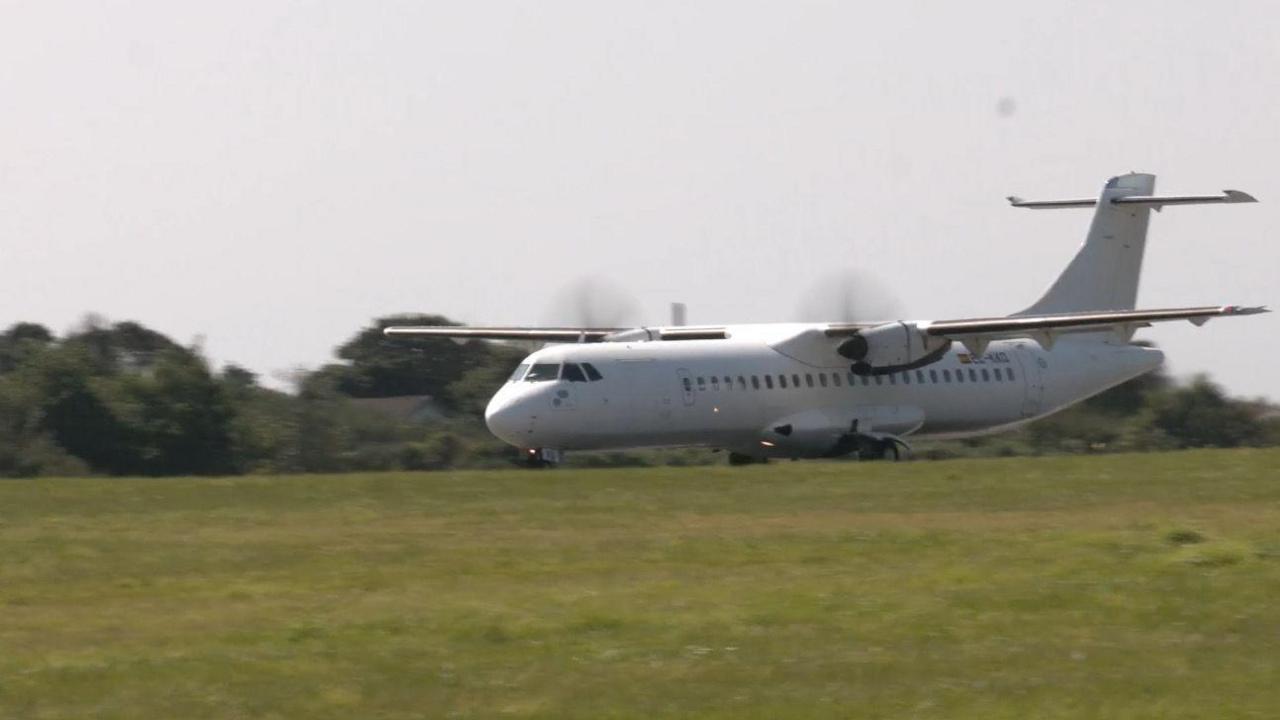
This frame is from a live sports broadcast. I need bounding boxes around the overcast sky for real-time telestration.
[2,1,1276,397]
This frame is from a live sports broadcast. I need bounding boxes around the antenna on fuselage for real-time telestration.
[671,302,687,326]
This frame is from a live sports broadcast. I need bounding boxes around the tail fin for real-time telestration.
[1010,174,1257,316]
[1017,173,1156,315]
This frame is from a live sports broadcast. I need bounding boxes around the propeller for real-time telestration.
[543,278,642,329]
[796,269,904,324]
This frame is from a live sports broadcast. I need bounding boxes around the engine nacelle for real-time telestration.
[836,322,951,375]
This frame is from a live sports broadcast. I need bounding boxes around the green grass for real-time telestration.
[3,449,1280,719]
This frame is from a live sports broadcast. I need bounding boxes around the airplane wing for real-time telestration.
[819,304,1267,372]
[382,325,728,342]
[383,326,621,342]
[384,306,1263,352]
[886,305,1265,355]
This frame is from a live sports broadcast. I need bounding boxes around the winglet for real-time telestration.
[1222,190,1258,204]
[1221,304,1269,315]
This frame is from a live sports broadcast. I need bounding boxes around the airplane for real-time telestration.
[386,174,1267,466]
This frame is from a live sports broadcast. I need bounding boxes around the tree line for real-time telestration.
[0,317,1275,477]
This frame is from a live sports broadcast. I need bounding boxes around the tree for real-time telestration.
[1146,375,1265,449]
[64,319,188,375]
[330,315,505,403]
[289,372,352,473]
[5,323,241,476]
[109,349,237,475]
[32,344,129,472]
[0,322,54,373]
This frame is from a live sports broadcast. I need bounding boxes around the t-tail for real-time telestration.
[1009,173,1256,316]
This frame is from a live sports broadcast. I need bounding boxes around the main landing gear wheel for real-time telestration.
[855,438,903,462]
[523,448,562,468]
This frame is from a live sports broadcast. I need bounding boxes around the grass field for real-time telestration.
[2,450,1280,719]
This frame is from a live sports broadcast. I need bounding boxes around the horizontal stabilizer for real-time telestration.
[1008,189,1257,210]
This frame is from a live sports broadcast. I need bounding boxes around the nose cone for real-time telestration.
[484,391,526,446]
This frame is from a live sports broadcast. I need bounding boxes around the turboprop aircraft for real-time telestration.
[387,174,1266,466]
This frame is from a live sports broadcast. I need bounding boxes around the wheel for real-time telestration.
[522,448,561,468]
[728,452,767,466]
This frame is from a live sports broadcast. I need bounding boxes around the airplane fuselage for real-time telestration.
[483,324,1163,460]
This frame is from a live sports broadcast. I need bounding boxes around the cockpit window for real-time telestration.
[525,363,561,382]
[508,363,529,382]
[562,363,587,382]
[582,362,603,381]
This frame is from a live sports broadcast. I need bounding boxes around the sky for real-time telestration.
[1,1,1277,397]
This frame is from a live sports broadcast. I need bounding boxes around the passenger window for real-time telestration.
[981,368,990,382]
[764,375,774,389]
[738,376,747,390]
[682,377,692,392]
[930,369,939,383]
[916,370,925,383]
[525,363,560,382]
[819,373,828,387]
[956,369,965,383]
[874,375,882,386]
[903,372,911,385]
[792,374,801,388]
[1006,368,1016,381]
[805,374,814,388]
[847,372,856,385]
[562,363,587,382]
[697,377,706,390]
[832,373,841,387]
[752,375,761,390]
[861,376,870,386]
[778,375,788,389]
[724,376,732,389]
[509,363,529,382]
[711,376,720,390]
[943,369,952,382]
[582,362,603,381]
[968,369,978,382]
[888,374,896,385]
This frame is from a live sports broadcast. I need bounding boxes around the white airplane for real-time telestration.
[388,174,1266,466]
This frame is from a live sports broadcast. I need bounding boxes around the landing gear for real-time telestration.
[855,437,903,461]
[522,448,562,468]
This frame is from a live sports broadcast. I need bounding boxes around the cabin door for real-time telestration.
[622,360,673,433]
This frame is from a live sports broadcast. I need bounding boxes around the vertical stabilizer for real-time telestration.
[1017,173,1155,315]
